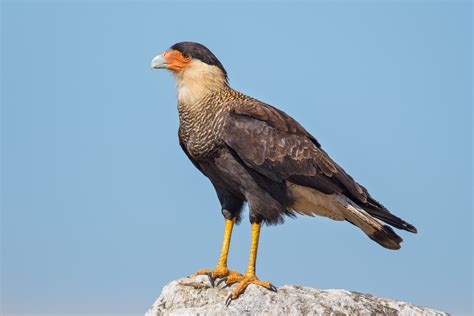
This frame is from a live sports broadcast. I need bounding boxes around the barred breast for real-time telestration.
[178,87,244,159]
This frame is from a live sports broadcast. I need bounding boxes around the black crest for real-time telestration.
[170,42,227,79]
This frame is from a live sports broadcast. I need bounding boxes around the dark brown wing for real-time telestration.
[222,99,368,203]
[222,99,417,233]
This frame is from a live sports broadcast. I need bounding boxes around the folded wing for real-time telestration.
[222,99,417,236]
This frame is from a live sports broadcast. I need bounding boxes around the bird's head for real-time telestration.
[151,42,226,75]
[151,42,228,104]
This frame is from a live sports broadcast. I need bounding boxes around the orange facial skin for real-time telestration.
[163,50,192,71]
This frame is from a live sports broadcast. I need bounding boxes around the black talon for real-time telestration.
[207,272,215,287]
[268,283,278,292]
[225,293,233,307]
[216,277,227,287]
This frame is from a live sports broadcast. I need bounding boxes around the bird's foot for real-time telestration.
[192,267,242,287]
[223,273,277,306]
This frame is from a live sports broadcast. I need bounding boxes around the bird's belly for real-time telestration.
[287,182,346,221]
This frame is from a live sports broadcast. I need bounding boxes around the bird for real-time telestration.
[151,41,417,305]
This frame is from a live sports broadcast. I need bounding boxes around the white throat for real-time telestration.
[175,59,227,105]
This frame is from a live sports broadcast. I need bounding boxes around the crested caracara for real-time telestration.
[151,42,417,305]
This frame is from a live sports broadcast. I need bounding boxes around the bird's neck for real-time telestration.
[177,85,231,134]
[174,60,228,106]
[176,84,235,158]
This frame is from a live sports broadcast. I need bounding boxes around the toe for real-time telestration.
[253,279,277,292]
[193,268,244,288]
[193,269,213,277]
[225,273,243,286]
[224,275,277,304]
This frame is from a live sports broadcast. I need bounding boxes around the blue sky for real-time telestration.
[1,1,472,315]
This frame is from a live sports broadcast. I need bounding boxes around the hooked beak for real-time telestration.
[151,54,168,69]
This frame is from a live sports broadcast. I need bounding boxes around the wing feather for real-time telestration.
[222,99,417,234]
[223,100,368,204]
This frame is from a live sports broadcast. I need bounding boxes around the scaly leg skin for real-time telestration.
[194,267,242,287]
[223,222,277,306]
[192,218,243,287]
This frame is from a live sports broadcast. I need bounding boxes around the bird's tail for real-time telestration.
[341,197,403,250]
[287,183,404,250]
[364,197,418,233]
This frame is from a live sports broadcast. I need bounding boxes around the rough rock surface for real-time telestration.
[145,275,448,315]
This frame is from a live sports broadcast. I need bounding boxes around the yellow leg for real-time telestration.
[193,218,242,286]
[224,223,277,306]
[217,217,235,268]
[246,222,260,276]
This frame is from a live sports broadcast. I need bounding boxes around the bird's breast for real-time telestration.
[178,103,228,159]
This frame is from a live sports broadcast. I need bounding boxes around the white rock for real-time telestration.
[146,275,448,316]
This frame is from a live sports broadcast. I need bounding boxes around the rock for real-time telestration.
[145,275,448,316]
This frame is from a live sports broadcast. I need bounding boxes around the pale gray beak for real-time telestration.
[151,54,168,69]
